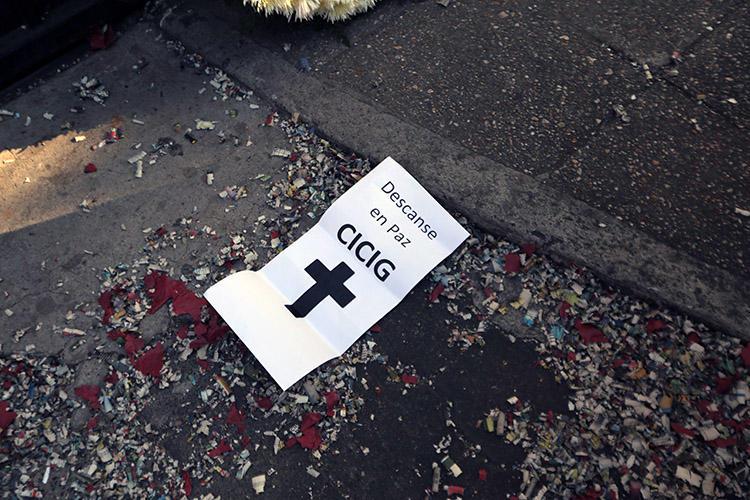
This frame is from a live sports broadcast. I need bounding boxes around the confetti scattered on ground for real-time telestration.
[1,39,747,500]
[428,233,749,498]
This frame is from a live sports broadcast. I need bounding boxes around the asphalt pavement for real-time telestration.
[158,0,748,339]
[199,0,748,278]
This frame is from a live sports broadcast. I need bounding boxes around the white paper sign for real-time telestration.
[205,157,469,389]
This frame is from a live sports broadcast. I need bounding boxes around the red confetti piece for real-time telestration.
[133,343,164,377]
[575,319,607,345]
[401,373,419,384]
[104,370,119,385]
[716,376,734,394]
[577,486,605,499]
[686,331,701,344]
[706,437,738,448]
[0,401,17,434]
[613,358,625,368]
[182,471,192,496]
[107,329,125,340]
[172,290,208,324]
[478,469,487,481]
[264,113,274,126]
[285,412,324,450]
[144,272,187,314]
[448,486,465,496]
[176,325,190,339]
[742,343,750,366]
[323,391,339,416]
[504,253,521,272]
[255,396,273,410]
[190,313,230,349]
[521,243,536,257]
[208,438,232,458]
[671,423,695,438]
[88,25,116,50]
[559,301,571,319]
[197,359,209,372]
[86,414,99,431]
[74,385,101,410]
[429,284,445,302]
[84,163,97,173]
[695,399,724,421]
[297,412,323,449]
[369,324,381,333]
[124,334,144,355]
[646,318,668,333]
[188,338,207,350]
[723,419,750,433]
[226,403,246,433]
[98,289,117,324]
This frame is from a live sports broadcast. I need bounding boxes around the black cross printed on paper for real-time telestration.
[285,259,355,318]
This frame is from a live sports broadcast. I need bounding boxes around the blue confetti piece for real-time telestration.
[551,325,565,339]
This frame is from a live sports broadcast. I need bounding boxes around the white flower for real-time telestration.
[244,0,377,21]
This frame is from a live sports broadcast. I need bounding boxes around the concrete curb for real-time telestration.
[160,13,749,340]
